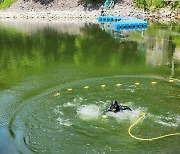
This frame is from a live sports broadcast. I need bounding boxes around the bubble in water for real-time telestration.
[77,105,100,120]
[56,117,72,127]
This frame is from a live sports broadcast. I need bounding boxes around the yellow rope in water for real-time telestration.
[128,112,180,141]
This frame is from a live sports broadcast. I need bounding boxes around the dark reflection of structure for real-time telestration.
[0,22,179,88]
[99,22,147,43]
[99,23,126,41]
[99,22,147,64]
[145,35,175,66]
[99,22,180,75]
[144,25,180,78]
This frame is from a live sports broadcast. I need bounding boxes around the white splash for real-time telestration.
[63,96,85,108]
[53,106,64,116]
[72,97,84,104]
[56,117,72,126]
[156,120,178,127]
[63,102,75,107]
[106,109,142,123]
[77,104,100,120]
[155,114,180,127]
[175,115,180,123]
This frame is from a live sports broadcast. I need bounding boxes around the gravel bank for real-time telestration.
[0,0,179,22]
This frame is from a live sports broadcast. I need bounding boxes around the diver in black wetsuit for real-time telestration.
[103,100,132,115]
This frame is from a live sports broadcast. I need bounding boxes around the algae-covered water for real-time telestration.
[0,21,180,154]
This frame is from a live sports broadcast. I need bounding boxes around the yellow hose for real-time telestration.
[128,112,180,141]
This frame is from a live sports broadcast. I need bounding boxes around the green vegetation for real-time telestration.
[134,0,180,10]
[0,23,180,89]
[0,0,16,9]
[81,0,180,10]
[1,0,179,10]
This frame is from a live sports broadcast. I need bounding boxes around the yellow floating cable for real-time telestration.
[67,88,72,91]
[84,86,89,89]
[53,92,60,97]
[170,78,180,82]
[128,112,180,141]
[116,83,122,87]
[101,84,106,88]
[135,82,140,85]
[169,79,174,83]
[151,81,157,84]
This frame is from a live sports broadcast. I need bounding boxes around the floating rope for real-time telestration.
[55,78,177,94]
[101,84,106,88]
[169,79,174,83]
[151,81,157,84]
[84,86,90,89]
[135,82,140,85]
[116,83,122,87]
[128,112,180,141]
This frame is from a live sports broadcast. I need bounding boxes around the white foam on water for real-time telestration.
[95,100,111,109]
[156,120,178,127]
[106,109,143,123]
[72,96,85,104]
[175,115,180,124]
[155,114,180,127]
[53,106,64,115]
[77,104,100,120]
[77,101,147,123]
[63,96,86,108]
[56,117,72,127]
[63,102,75,107]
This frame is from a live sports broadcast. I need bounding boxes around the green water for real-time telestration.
[0,21,180,154]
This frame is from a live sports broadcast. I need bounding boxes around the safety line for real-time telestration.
[128,112,180,141]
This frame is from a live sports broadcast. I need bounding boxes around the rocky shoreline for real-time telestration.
[0,0,179,23]
[0,10,99,22]
[0,10,179,23]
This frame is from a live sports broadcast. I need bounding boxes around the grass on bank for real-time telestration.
[0,0,180,10]
[0,0,16,9]
[134,0,180,11]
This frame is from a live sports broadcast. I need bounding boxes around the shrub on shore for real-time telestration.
[0,0,179,10]
[134,0,180,10]
[0,0,16,9]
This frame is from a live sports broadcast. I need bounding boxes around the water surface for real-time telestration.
[0,20,180,154]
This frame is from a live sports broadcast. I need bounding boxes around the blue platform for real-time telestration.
[98,16,147,31]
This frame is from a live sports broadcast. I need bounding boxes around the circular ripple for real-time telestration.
[8,75,180,153]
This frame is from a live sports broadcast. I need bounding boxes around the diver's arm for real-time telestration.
[120,105,132,111]
[126,106,132,111]
[102,107,111,115]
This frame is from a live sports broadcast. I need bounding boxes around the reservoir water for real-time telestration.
[0,20,179,154]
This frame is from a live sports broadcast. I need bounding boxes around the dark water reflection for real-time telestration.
[0,20,180,153]
[0,21,179,90]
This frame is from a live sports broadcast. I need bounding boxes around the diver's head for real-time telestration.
[110,100,118,109]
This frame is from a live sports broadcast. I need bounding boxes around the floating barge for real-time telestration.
[98,16,147,31]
